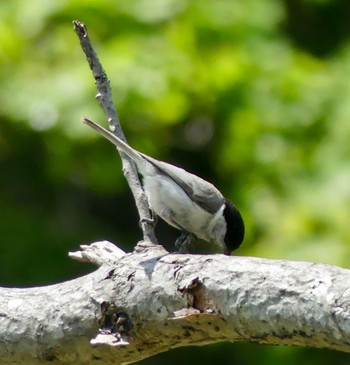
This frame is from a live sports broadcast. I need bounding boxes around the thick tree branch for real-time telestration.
[1,242,350,364]
[73,20,157,245]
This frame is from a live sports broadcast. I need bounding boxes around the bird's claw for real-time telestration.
[175,231,197,254]
[139,209,158,228]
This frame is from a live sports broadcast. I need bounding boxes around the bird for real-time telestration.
[83,118,244,255]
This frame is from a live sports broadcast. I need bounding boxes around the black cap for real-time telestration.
[223,199,245,254]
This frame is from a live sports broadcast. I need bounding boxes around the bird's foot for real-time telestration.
[175,231,197,254]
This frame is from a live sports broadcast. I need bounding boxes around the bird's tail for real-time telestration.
[83,118,144,164]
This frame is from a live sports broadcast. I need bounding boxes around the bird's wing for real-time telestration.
[82,119,225,213]
[142,154,224,214]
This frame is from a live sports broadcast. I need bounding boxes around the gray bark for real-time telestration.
[1,240,350,365]
[73,20,157,244]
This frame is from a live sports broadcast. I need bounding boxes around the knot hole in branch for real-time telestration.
[99,301,133,339]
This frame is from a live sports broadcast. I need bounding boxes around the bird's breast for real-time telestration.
[142,175,225,247]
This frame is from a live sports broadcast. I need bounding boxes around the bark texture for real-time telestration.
[1,241,350,364]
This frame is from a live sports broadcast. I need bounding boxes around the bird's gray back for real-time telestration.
[140,154,224,214]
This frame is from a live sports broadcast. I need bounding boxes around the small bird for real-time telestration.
[83,118,244,255]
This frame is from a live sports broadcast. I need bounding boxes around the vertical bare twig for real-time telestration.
[73,20,158,245]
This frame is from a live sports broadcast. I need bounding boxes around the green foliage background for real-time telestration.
[0,0,350,363]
